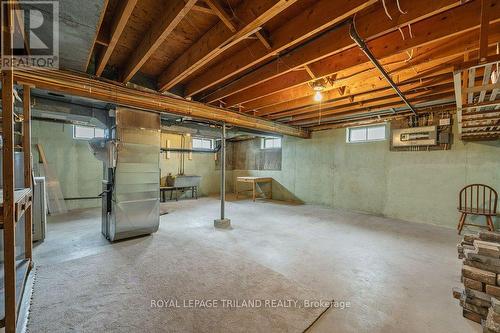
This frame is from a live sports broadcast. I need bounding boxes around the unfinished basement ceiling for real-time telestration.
[77,0,499,135]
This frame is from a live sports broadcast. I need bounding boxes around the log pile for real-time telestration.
[454,231,500,332]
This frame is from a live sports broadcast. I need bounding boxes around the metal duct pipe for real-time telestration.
[349,22,418,116]
[160,144,221,154]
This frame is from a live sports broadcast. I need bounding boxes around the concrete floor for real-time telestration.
[33,196,481,332]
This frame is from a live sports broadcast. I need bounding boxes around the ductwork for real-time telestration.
[97,107,161,242]
[31,96,110,128]
[161,119,283,140]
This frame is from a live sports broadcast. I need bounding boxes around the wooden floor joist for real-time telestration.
[308,104,456,131]
[120,0,197,83]
[243,30,500,116]
[85,0,109,71]
[258,75,450,118]
[289,90,456,126]
[77,0,499,136]
[249,49,469,115]
[13,69,309,138]
[200,0,471,104]
[95,0,138,76]
[220,3,500,108]
[157,0,299,92]
[185,0,377,97]
[266,77,457,120]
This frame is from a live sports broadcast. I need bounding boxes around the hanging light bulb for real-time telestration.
[314,91,323,102]
[312,80,326,103]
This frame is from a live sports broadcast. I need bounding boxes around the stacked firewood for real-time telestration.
[454,231,500,332]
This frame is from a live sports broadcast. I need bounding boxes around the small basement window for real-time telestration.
[73,125,105,140]
[261,137,282,149]
[192,138,213,150]
[346,124,386,143]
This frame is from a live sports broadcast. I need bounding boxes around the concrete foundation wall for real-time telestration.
[224,138,282,171]
[160,133,220,197]
[229,121,500,229]
[31,120,102,210]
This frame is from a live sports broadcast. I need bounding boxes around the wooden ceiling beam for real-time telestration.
[290,91,458,125]
[290,91,456,126]
[259,73,452,118]
[307,104,456,131]
[255,30,272,50]
[285,85,456,125]
[85,0,109,71]
[157,0,298,92]
[95,34,109,47]
[266,74,455,120]
[249,61,453,113]
[121,0,197,83]
[242,35,485,112]
[192,4,216,15]
[463,112,500,120]
[240,35,500,115]
[479,0,491,60]
[221,1,500,107]
[463,99,500,109]
[266,59,458,120]
[200,0,466,104]
[303,65,316,80]
[95,0,137,76]
[12,1,30,56]
[462,119,500,128]
[204,0,237,32]
[225,3,500,106]
[257,53,469,119]
[13,68,309,138]
[461,134,500,141]
[186,0,377,97]
[253,27,500,115]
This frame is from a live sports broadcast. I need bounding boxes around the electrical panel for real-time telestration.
[390,113,453,151]
[392,126,437,147]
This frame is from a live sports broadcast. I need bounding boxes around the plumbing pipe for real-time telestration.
[349,22,418,116]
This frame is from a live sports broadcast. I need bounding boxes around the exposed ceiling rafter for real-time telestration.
[202,0,480,105]
[121,0,197,83]
[157,0,299,92]
[95,0,138,76]
[186,0,378,98]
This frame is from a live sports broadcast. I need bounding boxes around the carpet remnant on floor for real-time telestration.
[28,234,328,332]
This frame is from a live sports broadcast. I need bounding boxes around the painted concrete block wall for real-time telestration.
[160,133,220,196]
[31,124,221,211]
[31,120,102,210]
[230,121,500,229]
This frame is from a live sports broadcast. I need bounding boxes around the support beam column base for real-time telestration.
[214,218,232,229]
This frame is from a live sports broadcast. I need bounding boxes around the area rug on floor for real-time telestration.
[28,234,329,332]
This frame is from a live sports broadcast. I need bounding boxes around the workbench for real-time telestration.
[235,177,272,202]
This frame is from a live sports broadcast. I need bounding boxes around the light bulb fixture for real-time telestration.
[314,91,323,102]
[312,80,325,103]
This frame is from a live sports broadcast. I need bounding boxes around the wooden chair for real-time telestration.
[457,184,498,235]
